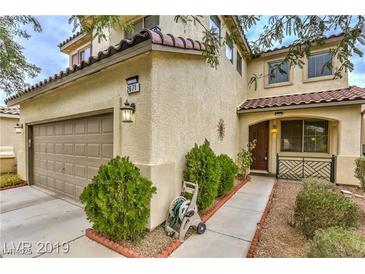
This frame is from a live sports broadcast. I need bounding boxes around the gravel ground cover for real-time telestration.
[254,180,365,258]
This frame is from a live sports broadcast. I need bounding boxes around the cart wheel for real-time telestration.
[167,231,175,237]
[197,222,206,234]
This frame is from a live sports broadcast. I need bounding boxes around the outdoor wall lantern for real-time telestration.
[14,123,23,134]
[271,125,278,134]
[120,99,136,123]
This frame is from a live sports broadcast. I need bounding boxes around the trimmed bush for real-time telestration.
[80,156,157,241]
[354,156,365,191]
[308,227,365,258]
[183,139,221,210]
[217,154,238,196]
[294,179,359,239]
[302,177,336,192]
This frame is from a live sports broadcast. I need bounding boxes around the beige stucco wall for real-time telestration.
[0,115,21,173]
[17,52,153,184]
[148,43,247,227]
[246,44,349,99]
[239,104,362,186]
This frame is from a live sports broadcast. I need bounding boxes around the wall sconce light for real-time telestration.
[271,125,278,134]
[14,123,23,134]
[120,99,136,123]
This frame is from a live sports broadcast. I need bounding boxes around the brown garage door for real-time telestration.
[32,113,113,200]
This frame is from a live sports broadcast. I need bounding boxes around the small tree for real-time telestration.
[183,139,221,210]
[354,156,365,191]
[80,156,157,241]
[236,140,256,179]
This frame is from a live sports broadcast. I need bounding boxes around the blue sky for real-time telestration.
[1,15,364,104]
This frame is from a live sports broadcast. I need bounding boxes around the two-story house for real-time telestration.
[5,15,365,230]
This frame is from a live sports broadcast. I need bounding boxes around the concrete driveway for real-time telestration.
[0,186,123,258]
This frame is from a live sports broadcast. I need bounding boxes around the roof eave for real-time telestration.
[252,34,345,59]
[6,41,203,106]
[237,99,365,114]
[223,16,252,55]
[7,40,153,106]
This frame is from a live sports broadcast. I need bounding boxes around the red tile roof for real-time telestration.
[6,29,204,105]
[58,31,83,48]
[0,106,20,115]
[237,86,365,112]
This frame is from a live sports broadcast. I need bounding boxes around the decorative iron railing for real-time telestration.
[276,153,336,183]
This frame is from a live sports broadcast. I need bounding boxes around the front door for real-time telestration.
[249,121,269,170]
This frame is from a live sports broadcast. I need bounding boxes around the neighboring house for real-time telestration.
[0,106,21,174]
[5,15,365,230]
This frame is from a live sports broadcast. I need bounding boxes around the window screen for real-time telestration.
[268,60,289,84]
[304,120,328,152]
[144,16,159,30]
[280,120,328,153]
[209,16,221,38]
[308,52,332,78]
[281,120,303,152]
[79,46,91,62]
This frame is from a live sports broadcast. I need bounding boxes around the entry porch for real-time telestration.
[238,105,363,186]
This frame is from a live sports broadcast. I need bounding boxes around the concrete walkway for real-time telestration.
[170,175,275,258]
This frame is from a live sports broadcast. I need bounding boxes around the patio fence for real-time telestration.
[276,153,336,183]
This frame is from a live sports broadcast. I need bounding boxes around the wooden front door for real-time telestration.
[249,121,269,170]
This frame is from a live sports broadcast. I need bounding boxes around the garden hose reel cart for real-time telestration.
[165,181,206,241]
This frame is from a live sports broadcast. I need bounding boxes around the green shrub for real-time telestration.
[183,139,221,210]
[354,156,365,191]
[80,156,157,241]
[294,183,359,239]
[308,227,365,258]
[302,177,336,192]
[217,154,238,196]
[236,140,256,178]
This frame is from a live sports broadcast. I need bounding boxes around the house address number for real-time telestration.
[126,75,140,94]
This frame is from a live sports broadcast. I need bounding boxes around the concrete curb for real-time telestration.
[85,177,249,258]
[246,179,278,258]
[0,181,28,191]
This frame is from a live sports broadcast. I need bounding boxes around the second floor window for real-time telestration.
[225,33,233,63]
[236,51,242,75]
[268,60,289,84]
[71,53,78,66]
[209,16,221,39]
[308,52,333,78]
[125,16,160,39]
[79,46,91,62]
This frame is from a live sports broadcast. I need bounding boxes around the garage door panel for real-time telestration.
[102,144,113,158]
[87,119,100,134]
[32,113,113,200]
[74,164,86,178]
[87,166,99,180]
[102,118,113,133]
[74,144,86,155]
